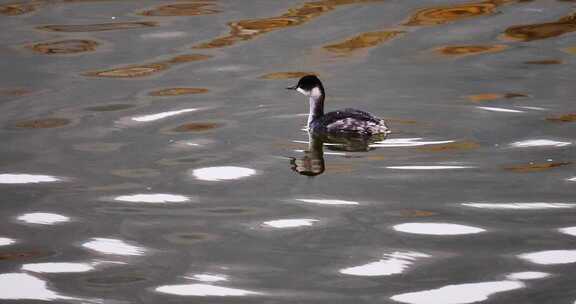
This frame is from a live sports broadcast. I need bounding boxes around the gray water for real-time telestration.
[1,0,576,303]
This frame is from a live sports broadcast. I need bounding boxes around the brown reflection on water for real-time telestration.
[166,54,212,64]
[260,71,317,79]
[504,161,571,172]
[85,104,135,112]
[0,88,34,96]
[435,44,507,57]
[404,1,510,26]
[323,30,404,55]
[524,59,563,65]
[139,2,220,16]
[84,54,211,78]
[320,1,517,58]
[9,118,71,129]
[171,122,222,132]
[85,63,168,78]
[193,0,384,49]
[502,13,576,41]
[546,113,576,122]
[417,140,480,152]
[0,2,36,15]
[28,39,99,55]
[466,92,528,102]
[149,88,209,97]
[0,250,51,260]
[400,209,437,217]
[37,22,157,32]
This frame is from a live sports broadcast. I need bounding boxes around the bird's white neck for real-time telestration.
[307,87,324,127]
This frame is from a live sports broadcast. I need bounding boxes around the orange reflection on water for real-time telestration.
[524,59,563,65]
[0,2,36,15]
[84,54,211,78]
[546,113,576,122]
[37,22,157,32]
[193,0,384,49]
[404,1,511,26]
[467,92,528,102]
[139,2,220,16]
[400,210,437,217]
[504,161,571,172]
[323,30,404,55]
[435,44,507,57]
[503,13,576,41]
[149,88,209,96]
[85,63,169,78]
[28,39,99,55]
[10,118,71,129]
[171,122,222,132]
[0,88,34,96]
[417,140,480,152]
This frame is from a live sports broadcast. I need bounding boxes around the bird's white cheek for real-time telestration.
[296,87,309,96]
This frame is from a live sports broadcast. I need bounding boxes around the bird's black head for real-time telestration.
[286,75,324,95]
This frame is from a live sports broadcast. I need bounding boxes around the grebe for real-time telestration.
[287,75,390,137]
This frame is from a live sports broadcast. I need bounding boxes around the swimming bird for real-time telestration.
[287,75,390,137]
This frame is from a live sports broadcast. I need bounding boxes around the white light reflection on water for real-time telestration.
[113,193,190,203]
[391,281,524,304]
[186,273,228,283]
[17,212,70,225]
[82,238,146,256]
[476,106,524,113]
[295,198,359,205]
[155,284,259,296]
[386,166,474,170]
[559,227,576,236]
[370,138,454,148]
[131,108,198,122]
[263,219,318,228]
[340,251,430,277]
[0,237,15,246]
[519,250,576,265]
[191,166,256,181]
[22,262,95,273]
[510,139,571,148]
[393,223,485,235]
[518,106,547,111]
[506,272,550,280]
[0,173,62,184]
[169,138,214,150]
[293,149,346,156]
[462,202,576,210]
[0,273,77,301]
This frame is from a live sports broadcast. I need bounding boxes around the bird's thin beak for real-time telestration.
[286,85,297,90]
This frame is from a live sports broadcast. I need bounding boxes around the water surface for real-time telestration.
[1,0,576,303]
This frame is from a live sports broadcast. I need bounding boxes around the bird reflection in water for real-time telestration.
[290,132,387,176]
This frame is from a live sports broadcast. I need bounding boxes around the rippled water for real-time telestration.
[1,0,576,303]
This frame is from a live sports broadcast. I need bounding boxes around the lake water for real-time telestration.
[1,0,576,303]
